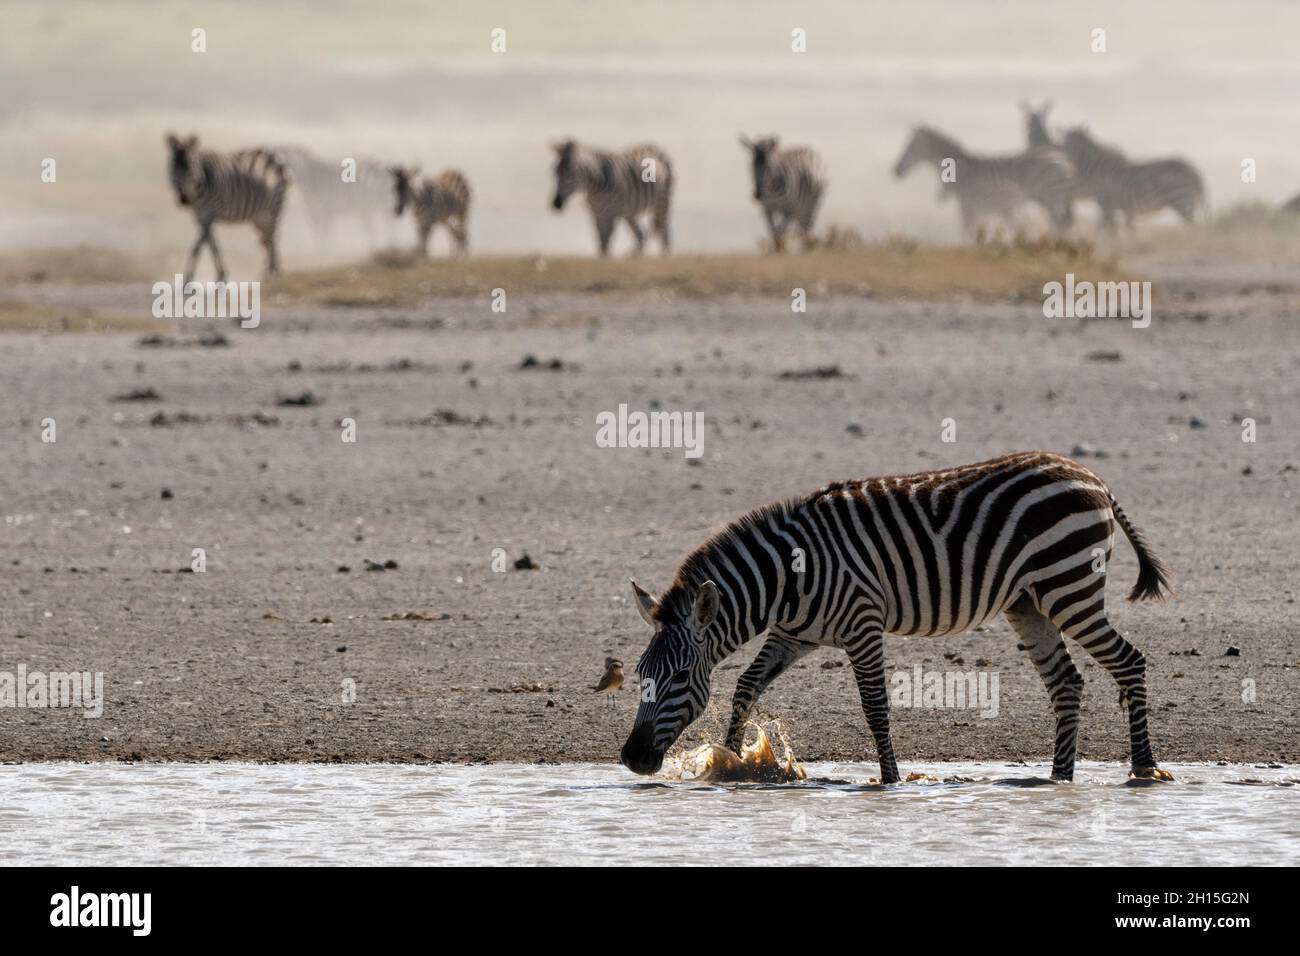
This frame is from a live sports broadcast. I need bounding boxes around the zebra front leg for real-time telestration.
[417,222,432,258]
[1005,594,1084,781]
[451,217,468,257]
[257,224,280,276]
[206,225,228,282]
[845,623,900,783]
[185,222,212,284]
[763,208,787,253]
[724,635,817,754]
[1054,605,1172,781]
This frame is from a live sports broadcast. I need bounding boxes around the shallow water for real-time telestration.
[2,761,1296,866]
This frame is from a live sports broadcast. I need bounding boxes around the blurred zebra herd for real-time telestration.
[167,101,1234,279]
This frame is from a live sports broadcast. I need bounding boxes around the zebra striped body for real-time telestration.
[550,139,673,256]
[894,126,1075,238]
[622,452,1172,784]
[1062,128,1204,230]
[166,134,289,282]
[390,166,471,257]
[278,145,392,246]
[739,135,827,252]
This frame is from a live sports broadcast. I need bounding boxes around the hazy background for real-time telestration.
[4,0,1300,262]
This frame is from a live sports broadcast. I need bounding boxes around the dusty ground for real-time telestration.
[1,248,1297,766]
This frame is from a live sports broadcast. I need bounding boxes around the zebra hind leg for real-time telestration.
[652,203,670,255]
[594,215,615,257]
[1051,601,1172,781]
[625,216,646,257]
[724,635,815,754]
[1004,593,1084,781]
[845,624,900,784]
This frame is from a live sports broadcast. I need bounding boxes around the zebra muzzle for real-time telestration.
[620,723,665,775]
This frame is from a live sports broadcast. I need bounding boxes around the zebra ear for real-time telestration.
[166,133,181,150]
[183,135,198,150]
[739,134,753,150]
[692,581,719,631]
[630,579,658,627]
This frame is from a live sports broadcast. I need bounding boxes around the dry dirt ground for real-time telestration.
[1,253,1297,767]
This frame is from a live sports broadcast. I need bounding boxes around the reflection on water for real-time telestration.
[0,762,1295,866]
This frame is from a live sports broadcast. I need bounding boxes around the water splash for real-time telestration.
[664,720,806,783]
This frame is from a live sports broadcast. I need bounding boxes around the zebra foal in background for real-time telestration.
[894,126,1075,239]
[550,139,673,256]
[1061,126,1205,232]
[166,133,290,282]
[739,135,827,252]
[621,451,1174,785]
[389,166,471,257]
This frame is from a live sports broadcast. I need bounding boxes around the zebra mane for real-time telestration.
[917,126,966,159]
[1067,128,1126,164]
[654,496,803,624]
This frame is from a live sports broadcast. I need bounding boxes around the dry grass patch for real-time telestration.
[0,246,163,285]
[269,238,1123,307]
[0,300,164,334]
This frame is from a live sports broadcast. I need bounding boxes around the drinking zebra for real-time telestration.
[166,133,289,282]
[388,166,471,257]
[1061,127,1205,231]
[549,139,673,256]
[621,451,1174,785]
[893,126,1075,238]
[738,135,828,252]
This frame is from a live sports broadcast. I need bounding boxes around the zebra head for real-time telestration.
[1021,99,1054,148]
[388,166,420,216]
[166,133,202,206]
[893,126,951,178]
[739,134,780,201]
[620,578,721,775]
[550,139,580,210]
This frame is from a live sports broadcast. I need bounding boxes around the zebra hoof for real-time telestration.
[1128,766,1175,783]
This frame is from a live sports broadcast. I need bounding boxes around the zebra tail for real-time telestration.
[1108,494,1173,602]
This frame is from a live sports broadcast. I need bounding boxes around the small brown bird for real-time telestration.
[592,657,624,707]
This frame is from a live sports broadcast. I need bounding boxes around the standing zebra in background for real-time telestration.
[1021,100,1055,148]
[166,133,289,282]
[621,451,1174,785]
[893,126,1074,239]
[389,166,471,257]
[1061,127,1205,232]
[550,139,673,257]
[277,145,393,247]
[738,135,827,252]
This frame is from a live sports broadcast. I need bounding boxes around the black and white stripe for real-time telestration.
[739,135,827,252]
[894,125,1075,237]
[166,133,289,282]
[389,166,471,257]
[550,139,673,256]
[1061,127,1205,230]
[622,451,1172,784]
